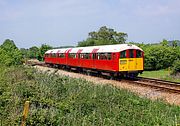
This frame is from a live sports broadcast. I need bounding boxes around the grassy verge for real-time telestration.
[140,69,180,82]
[0,66,179,125]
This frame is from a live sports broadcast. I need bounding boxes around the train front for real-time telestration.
[118,44,144,77]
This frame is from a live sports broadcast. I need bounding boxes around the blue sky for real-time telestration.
[0,0,180,48]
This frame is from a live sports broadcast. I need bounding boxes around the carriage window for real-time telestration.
[107,53,111,60]
[136,50,142,58]
[92,53,97,59]
[45,54,49,57]
[58,53,65,58]
[120,51,126,58]
[84,53,90,59]
[129,49,134,58]
[79,53,90,59]
[52,53,56,57]
[68,53,76,58]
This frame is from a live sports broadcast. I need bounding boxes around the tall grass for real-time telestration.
[0,66,179,125]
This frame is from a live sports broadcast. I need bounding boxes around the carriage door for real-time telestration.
[77,49,83,67]
[119,50,128,71]
[92,49,99,68]
[128,49,136,71]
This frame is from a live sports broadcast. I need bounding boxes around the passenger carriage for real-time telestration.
[44,44,144,77]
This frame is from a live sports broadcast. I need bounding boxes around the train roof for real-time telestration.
[45,44,143,54]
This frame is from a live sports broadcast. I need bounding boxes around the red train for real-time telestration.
[44,44,144,77]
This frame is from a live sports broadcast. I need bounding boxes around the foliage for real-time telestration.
[78,26,128,47]
[130,40,180,71]
[171,60,180,75]
[20,44,52,61]
[0,66,179,125]
[0,39,22,66]
[38,44,52,61]
[143,45,177,70]
[27,46,39,59]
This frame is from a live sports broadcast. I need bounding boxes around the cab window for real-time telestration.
[129,49,134,58]
[136,50,142,58]
[120,51,126,58]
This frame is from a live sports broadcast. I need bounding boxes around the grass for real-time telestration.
[140,69,180,82]
[0,66,180,125]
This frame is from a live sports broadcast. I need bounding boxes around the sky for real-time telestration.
[0,0,180,48]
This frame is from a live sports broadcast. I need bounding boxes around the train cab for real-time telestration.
[119,47,144,75]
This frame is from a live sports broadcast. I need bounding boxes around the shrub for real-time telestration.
[171,60,180,75]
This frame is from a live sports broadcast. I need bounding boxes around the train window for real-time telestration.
[120,51,126,58]
[136,50,142,58]
[129,49,134,58]
[52,53,56,57]
[92,53,97,59]
[68,53,76,58]
[84,53,90,59]
[45,54,48,57]
[96,53,110,60]
[107,53,111,60]
[59,53,65,58]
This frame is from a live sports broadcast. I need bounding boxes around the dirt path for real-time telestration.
[34,65,180,106]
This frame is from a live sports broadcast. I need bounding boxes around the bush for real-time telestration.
[142,45,179,70]
[171,60,180,75]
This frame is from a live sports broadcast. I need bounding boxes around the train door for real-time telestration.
[135,50,143,70]
[92,49,99,69]
[128,49,136,71]
[119,50,128,71]
[77,49,83,67]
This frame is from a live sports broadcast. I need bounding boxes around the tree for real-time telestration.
[172,40,178,47]
[160,39,168,46]
[0,39,22,66]
[78,26,128,47]
[38,44,52,61]
[28,46,39,59]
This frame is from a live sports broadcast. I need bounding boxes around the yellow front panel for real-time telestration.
[128,58,135,71]
[119,58,143,71]
[136,58,143,70]
[119,59,128,71]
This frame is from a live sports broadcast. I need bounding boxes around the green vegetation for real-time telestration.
[140,69,180,82]
[172,60,180,75]
[0,39,23,66]
[78,26,127,47]
[0,66,179,125]
[21,44,52,61]
[138,42,180,71]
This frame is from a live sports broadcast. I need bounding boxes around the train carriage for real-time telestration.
[44,44,144,77]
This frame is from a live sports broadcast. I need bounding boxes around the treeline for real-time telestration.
[20,44,52,61]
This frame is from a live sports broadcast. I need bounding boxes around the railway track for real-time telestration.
[126,77,180,94]
[28,61,180,94]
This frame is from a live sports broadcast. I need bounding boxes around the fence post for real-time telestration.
[21,101,30,126]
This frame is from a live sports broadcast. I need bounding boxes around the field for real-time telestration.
[0,66,180,125]
[140,69,180,82]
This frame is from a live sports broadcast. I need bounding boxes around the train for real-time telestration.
[44,44,144,78]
